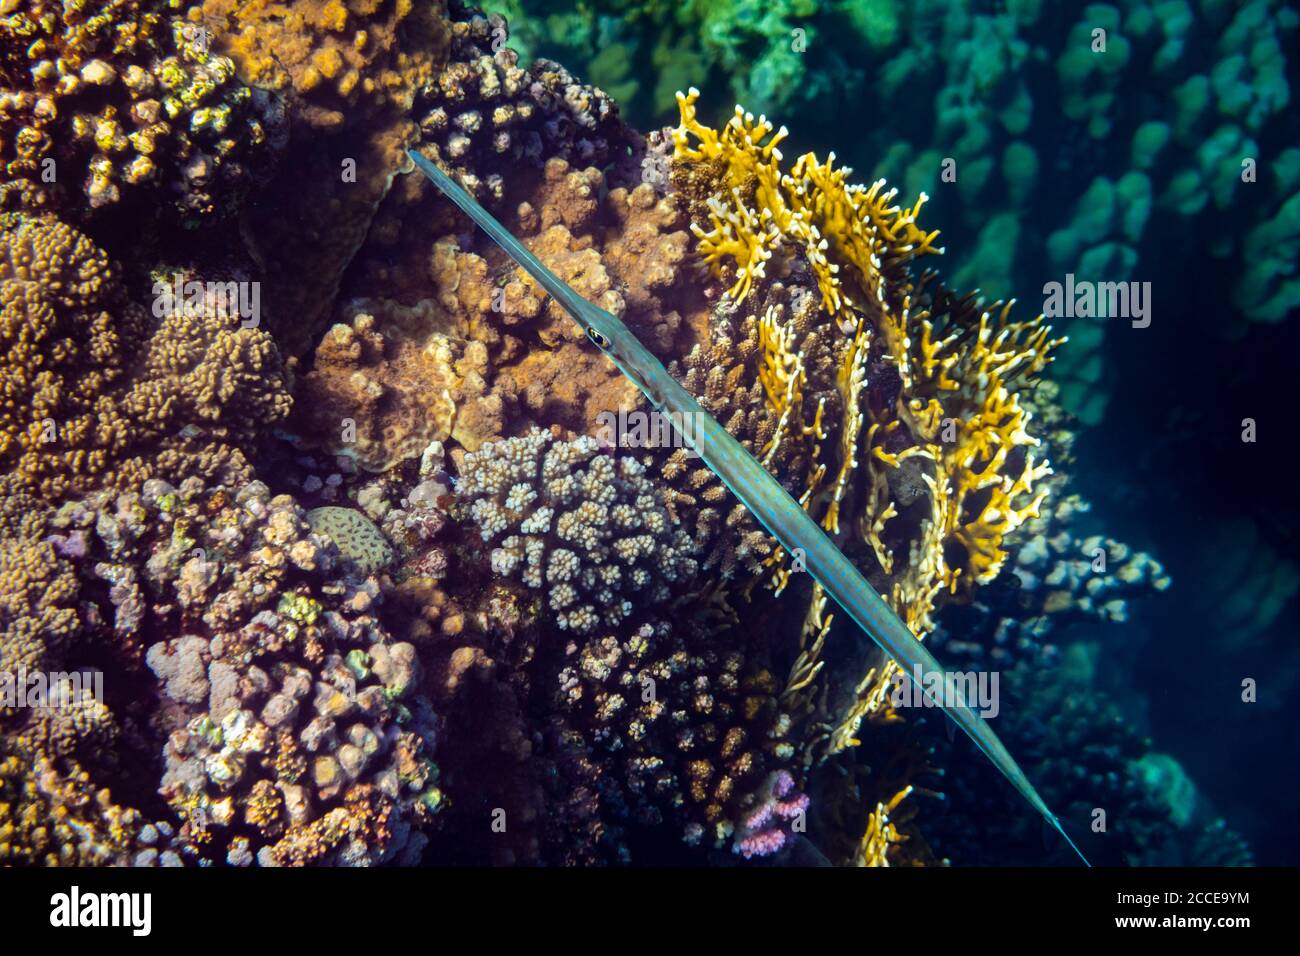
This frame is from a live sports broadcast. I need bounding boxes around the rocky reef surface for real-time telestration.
[0,0,1244,866]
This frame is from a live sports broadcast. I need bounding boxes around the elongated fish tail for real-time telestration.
[408,143,1091,868]
[1054,815,1092,867]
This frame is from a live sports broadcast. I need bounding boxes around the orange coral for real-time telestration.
[190,0,447,131]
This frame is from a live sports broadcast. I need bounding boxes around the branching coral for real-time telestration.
[550,616,804,859]
[668,91,1060,686]
[458,428,698,634]
[664,93,1075,835]
[414,6,630,202]
[0,213,290,501]
[0,1,282,222]
[929,382,1171,668]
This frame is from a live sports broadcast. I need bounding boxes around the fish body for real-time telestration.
[406,148,1090,866]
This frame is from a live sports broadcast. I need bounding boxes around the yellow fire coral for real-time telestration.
[669,91,1062,761]
[856,785,914,867]
[673,88,942,324]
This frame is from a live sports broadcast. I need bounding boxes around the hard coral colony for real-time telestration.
[0,0,1241,871]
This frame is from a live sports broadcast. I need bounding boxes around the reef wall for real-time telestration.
[0,0,1242,866]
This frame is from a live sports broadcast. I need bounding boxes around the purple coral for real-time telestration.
[733,770,810,860]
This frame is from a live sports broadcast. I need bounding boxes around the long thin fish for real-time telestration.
[407,148,1090,866]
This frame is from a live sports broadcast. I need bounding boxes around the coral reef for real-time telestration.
[0,213,290,501]
[491,0,844,124]
[19,477,446,866]
[0,1,283,224]
[1,0,1251,869]
[931,383,1171,668]
[458,428,698,634]
[0,747,153,865]
[326,143,702,473]
[415,5,631,202]
[184,0,450,355]
[293,302,497,469]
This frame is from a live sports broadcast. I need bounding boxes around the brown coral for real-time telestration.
[0,495,80,695]
[0,749,150,865]
[0,2,282,222]
[191,0,447,130]
[550,616,802,857]
[0,213,290,500]
[293,302,499,469]
[186,0,450,355]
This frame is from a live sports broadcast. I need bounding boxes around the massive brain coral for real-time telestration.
[457,428,699,634]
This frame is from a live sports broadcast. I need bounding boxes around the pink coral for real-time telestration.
[733,770,810,859]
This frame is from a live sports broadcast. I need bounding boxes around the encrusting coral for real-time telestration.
[182,0,450,356]
[292,301,500,469]
[298,133,703,475]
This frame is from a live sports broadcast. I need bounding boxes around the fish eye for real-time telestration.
[587,327,610,349]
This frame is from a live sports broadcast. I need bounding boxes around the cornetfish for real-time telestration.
[406,148,1090,866]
